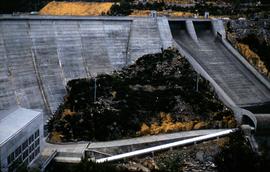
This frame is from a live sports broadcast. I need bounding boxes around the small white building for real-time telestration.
[204,12,209,19]
[0,107,43,172]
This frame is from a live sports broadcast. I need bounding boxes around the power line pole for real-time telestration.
[94,78,97,102]
[196,74,199,92]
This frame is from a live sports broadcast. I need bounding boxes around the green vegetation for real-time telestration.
[2,0,268,18]
[108,0,133,16]
[47,48,235,142]
[106,0,269,17]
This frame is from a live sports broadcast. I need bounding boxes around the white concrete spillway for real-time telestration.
[169,19,270,109]
[0,16,173,118]
[169,19,270,133]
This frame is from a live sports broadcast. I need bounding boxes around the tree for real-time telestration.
[108,0,132,16]
[215,131,262,172]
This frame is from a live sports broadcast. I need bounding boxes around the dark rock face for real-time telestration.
[47,48,234,142]
[225,19,270,77]
[226,20,270,42]
[215,131,269,172]
[153,138,225,172]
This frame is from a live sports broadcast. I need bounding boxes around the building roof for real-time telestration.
[0,107,42,146]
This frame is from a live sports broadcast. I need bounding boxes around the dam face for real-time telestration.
[1,16,270,125]
[0,16,173,118]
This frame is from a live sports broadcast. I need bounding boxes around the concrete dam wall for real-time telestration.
[0,16,173,117]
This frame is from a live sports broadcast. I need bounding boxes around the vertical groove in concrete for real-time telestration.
[127,20,135,63]
[129,18,163,63]
[157,17,173,49]
[54,20,88,82]
[101,21,111,74]
[185,20,198,42]
[77,22,91,78]
[1,20,44,110]
[153,18,163,50]
[29,20,66,113]
[0,22,17,110]
[53,21,68,86]
[27,20,51,115]
[125,21,132,66]
[30,41,52,115]
[79,20,112,76]
[103,20,131,70]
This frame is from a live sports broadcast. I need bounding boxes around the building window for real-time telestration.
[16,155,23,162]
[22,140,28,150]
[15,146,22,157]
[22,149,28,160]
[28,134,34,144]
[6,129,41,170]
[35,130,39,139]
[35,138,40,148]
[34,147,40,156]
[23,157,28,165]
[7,152,15,165]
[29,143,35,153]
[28,152,35,163]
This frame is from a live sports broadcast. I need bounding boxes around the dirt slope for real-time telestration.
[39,1,112,16]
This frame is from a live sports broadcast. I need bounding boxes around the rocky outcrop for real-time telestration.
[225,19,270,78]
[48,48,235,142]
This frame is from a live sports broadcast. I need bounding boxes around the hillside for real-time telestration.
[39,1,112,16]
[47,48,236,142]
[226,20,270,78]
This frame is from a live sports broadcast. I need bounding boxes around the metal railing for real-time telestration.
[41,150,57,172]
[95,129,237,163]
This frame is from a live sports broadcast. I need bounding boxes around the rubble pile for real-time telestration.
[118,138,228,172]
[47,48,235,142]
